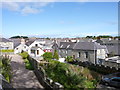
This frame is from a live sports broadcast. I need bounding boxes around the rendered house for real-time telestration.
[26,39,45,57]
[14,38,29,54]
[59,42,108,64]
[0,38,13,50]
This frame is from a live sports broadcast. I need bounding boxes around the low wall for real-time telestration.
[27,56,64,89]
[70,61,120,75]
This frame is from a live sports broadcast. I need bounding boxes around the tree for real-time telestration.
[43,52,53,60]
[53,50,59,60]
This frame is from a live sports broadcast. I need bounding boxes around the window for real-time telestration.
[35,44,38,47]
[78,52,81,57]
[24,46,26,48]
[60,45,63,48]
[31,50,35,54]
[85,52,88,58]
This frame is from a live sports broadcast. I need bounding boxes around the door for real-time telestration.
[37,50,39,55]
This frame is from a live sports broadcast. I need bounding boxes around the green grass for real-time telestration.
[0,49,14,52]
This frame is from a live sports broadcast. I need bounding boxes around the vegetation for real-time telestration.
[0,49,14,52]
[43,52,53,61]
[20,52,34,70]
[19,52,29,59]
[65,56,74,62]
[24,59,34,70]
[41,53,101,89]
[10,36,28,39]
[53,50,59,60]
[97,35,113,38]
[0,55,12,82]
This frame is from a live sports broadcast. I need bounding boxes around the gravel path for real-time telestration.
[10,54,44,89]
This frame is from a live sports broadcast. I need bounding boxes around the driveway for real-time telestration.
[10,54,44,89]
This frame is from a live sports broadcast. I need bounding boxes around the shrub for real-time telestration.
[20,52,29,59]
[24,59,34,70]
[53,50,59,60]
[43,52,53,61]
[0,55,12,82]
[65,56,74,62]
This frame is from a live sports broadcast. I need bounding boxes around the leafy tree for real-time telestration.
[53,50,59,60]
[43,52,53,61]
[10,36,28,39]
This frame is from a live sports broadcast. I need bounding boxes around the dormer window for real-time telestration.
[60,45,63,48]
[67,45,70,48]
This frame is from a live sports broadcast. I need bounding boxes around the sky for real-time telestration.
[1,1,118,38]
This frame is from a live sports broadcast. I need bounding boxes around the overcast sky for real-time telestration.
[1,1,118,38]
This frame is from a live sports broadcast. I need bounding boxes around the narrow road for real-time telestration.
[10,54,44,89]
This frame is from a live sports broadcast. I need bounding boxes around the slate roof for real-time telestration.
[59,42,107,51]
[106,44,120,55]
[73,42,106,50]
[0,38,12,42]
[59,42,76,49]
[25,40,35,46]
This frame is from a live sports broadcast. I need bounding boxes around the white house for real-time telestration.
[27,40,45,57]
[0,38,13,50]
[14,38,29,54]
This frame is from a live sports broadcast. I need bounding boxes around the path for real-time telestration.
[10,54,44,89]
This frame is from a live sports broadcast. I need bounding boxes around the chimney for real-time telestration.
[21,38,25,44]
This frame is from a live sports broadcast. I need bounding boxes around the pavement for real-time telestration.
[10,54,44,89]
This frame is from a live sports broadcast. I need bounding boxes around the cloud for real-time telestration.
[21,6,41,15]
[1,2,50,15]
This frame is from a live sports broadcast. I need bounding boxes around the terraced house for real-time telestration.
[59,42,108,65]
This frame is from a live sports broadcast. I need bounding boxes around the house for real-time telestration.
[95,39,120,56]
[0,38,13,50]
[14,38,29,54]
[59,42,108,64]
[26,39,44,57]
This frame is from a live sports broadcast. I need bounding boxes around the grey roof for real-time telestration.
[0,38,12,42]
[25,40,35,46]
[14,42,21,48]
[73,42,106,50]
[106,44,120,55]
[59,42,76,49]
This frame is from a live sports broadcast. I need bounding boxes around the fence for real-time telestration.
[27,56,64,90]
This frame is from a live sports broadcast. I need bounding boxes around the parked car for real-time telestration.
[101,72,120,88]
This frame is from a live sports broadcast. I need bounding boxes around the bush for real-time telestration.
[24,59,34,70]
[43,52,53,61]
[20,52,29,59]
[65,56,74,62]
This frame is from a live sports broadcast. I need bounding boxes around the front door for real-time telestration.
[37,50,39,55]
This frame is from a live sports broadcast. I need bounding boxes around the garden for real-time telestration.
[40,52,102,89]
